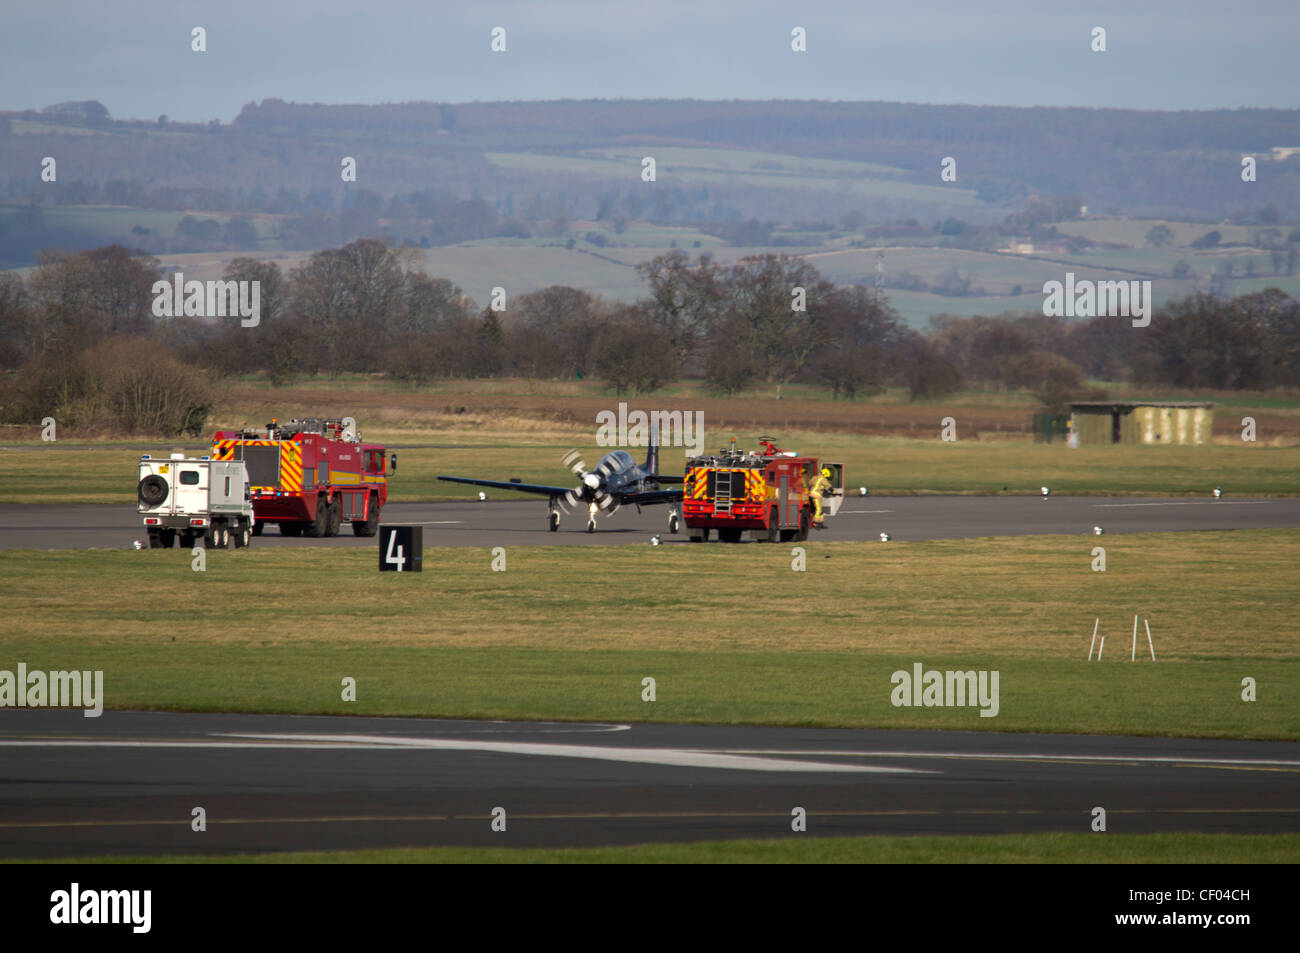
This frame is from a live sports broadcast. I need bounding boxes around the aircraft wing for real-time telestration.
[619,488,683,506]
[652,474,684,484]
[437,476,574,497]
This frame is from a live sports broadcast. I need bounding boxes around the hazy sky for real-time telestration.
[3,1,1296,121]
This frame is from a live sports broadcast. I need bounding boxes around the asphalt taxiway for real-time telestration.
[2,495,1298,549]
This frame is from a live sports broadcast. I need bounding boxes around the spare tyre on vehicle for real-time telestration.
[138,474,168,506]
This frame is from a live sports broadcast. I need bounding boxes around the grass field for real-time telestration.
[4,531,1296,738]
[24,833,1297,864]
[483,146,987,208]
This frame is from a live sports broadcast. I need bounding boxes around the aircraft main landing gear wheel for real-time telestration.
[549,511,560,532]
[668,511,680,534]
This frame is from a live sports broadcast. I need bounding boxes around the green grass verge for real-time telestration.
[2,532,1295,738]
[4,438,1298,504]
[17,833,1297,864]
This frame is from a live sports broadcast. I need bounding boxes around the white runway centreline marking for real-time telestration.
[842,509,895,514]
[719,749,1300,767]
[0,734,930,774]
[1094,501,1272,508]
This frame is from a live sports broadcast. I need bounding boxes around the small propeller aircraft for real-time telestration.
[437,436,684,533]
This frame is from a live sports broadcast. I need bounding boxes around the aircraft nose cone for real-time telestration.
[583,473,600,490]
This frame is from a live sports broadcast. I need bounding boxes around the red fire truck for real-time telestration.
[682,439,843,543]
[210,417,394,538]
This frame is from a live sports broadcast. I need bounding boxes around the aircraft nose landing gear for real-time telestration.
[668,506,680,534]
[586,501,599,533]
[548,497,562,532]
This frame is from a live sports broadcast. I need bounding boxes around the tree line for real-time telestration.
[1,242,1296,434]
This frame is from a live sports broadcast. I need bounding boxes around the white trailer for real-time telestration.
[137,453,254,549]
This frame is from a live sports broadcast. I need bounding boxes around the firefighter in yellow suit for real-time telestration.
[810,467,833,529]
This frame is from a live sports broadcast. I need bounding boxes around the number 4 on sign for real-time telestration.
[386,532,405,571]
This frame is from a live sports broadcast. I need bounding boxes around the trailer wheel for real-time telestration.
[352,494,381,536]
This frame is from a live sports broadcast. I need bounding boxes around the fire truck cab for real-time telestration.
[211,417,392,538]
[682,439,843,543]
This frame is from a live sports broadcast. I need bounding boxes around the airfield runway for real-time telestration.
[1,710,1296,858]
[3,495,1300,549]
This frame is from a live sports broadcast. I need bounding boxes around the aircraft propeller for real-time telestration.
[560,449,620,531]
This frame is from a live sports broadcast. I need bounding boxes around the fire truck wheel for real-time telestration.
[324,497,342,537]
[719,528,742,543]
[765,508,779,543]
[280,522,303,537]
[251,521,264,536]
[305,496,329,537]
[796,510,810,542]
[353,495,381,536]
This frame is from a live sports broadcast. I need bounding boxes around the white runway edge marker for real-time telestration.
[1088,618,1099,661]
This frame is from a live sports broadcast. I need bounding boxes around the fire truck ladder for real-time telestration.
[714,470,733,514]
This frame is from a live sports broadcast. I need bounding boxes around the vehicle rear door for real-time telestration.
[822,462,846,516]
